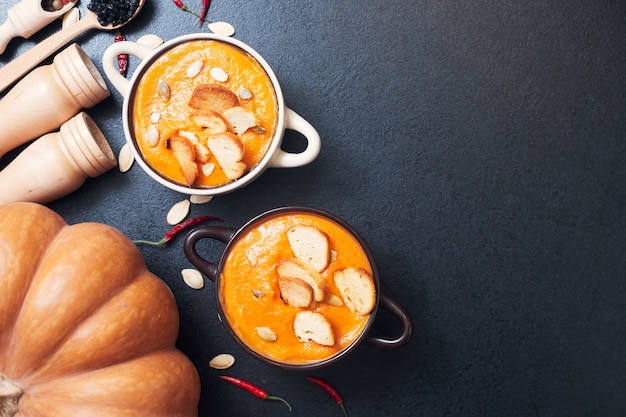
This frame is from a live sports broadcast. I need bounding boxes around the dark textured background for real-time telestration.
[1,0,625,415]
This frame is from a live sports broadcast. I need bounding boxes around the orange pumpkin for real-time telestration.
[0,202,200,417]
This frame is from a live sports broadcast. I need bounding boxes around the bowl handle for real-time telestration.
[269,107,321,168]
[102,41,155,97]
[183,226,237,282]
[364,290,413,348]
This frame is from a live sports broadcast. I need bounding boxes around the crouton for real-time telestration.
[333,267,376,316]
[293,311,334,346]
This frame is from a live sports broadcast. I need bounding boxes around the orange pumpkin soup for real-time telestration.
[132,40,278,187]
[220,212,375,365]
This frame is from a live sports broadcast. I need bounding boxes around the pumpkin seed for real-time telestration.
[238,86,253,100]
[246,247,258,266]
[256,326,277,342]
[208,21,236,37]
[252,289,265,299]
[209,353,235,369]
[210,67,228,82]
[201,163,215,177]
[178,130,199,143]
[166,199,190,225]
[186,59,204,78]
[181,268,204,289]
[137,34,164,49]
[118,143,134,172]
[251,126,266,134]
[329,250,338,263]
[150,112,161,124]
[147,125,160,147]
[62,7,79,28]
[190,194,214,204]
[325,294,344,307]
[157,78,170,99]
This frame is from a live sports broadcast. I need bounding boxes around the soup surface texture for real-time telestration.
[132,39,278,187]
[220,212,375,365]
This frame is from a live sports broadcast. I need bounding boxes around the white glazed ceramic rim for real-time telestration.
[121,33,286,196]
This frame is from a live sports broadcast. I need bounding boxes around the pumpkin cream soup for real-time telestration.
[132,40,278,187]
[220,212,376,365]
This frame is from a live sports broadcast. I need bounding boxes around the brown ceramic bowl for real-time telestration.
[184,206,412,370]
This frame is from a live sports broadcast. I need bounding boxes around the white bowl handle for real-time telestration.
[270,107,321,168]
[102,41,155,97]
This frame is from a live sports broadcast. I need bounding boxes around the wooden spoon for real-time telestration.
[0,0,145,94]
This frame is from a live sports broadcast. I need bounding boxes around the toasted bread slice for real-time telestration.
[168,135,198,185]
[277,258,325,301]
[190,110,229,134]
[287,225,330,272]
[222,106,259,135]
[278,276,314,308]
[206,132,247,180]
[188,84,239,114]
[293,311,334,346]
[333,267,376,315]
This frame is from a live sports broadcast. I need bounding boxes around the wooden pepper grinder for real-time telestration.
[0,43,109,158]
[0,112,117,204]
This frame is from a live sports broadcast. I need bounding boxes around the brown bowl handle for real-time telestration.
[364,290,413,348]
[183,226,237,282]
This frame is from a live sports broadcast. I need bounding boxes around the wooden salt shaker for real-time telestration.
[0,112,117,204]
[0,0,76,54]
[0,43,109,158]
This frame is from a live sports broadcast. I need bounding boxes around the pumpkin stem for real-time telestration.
[0,374,22,417]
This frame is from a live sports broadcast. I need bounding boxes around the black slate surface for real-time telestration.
[1,0,625,416]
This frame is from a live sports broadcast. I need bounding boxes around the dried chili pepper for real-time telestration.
[114,32,128,77]
[133,215,225,246]
[307,376,349,417]
[219,376,292,411]
[198,0,211,26]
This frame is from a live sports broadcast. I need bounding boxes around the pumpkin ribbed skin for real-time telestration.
[0,203,200,417]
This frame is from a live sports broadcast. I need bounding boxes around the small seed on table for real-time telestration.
[181,268,204,289]
[137,34,164,49]
[208,21,236,37]
[209,353,235,369]
[167,199,190,225]
[118,143,134,172]
[190,194,214,204]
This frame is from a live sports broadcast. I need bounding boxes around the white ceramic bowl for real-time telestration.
[102,33,321,196]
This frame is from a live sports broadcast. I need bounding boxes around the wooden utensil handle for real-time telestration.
[0,12,99,94]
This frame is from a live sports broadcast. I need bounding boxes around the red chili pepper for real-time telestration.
[198,0,211,26]
[114,32,128,77]
[172,0,212,23]
[133,215,225,246]
[307,376,348,417]
[219,376,292,411]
